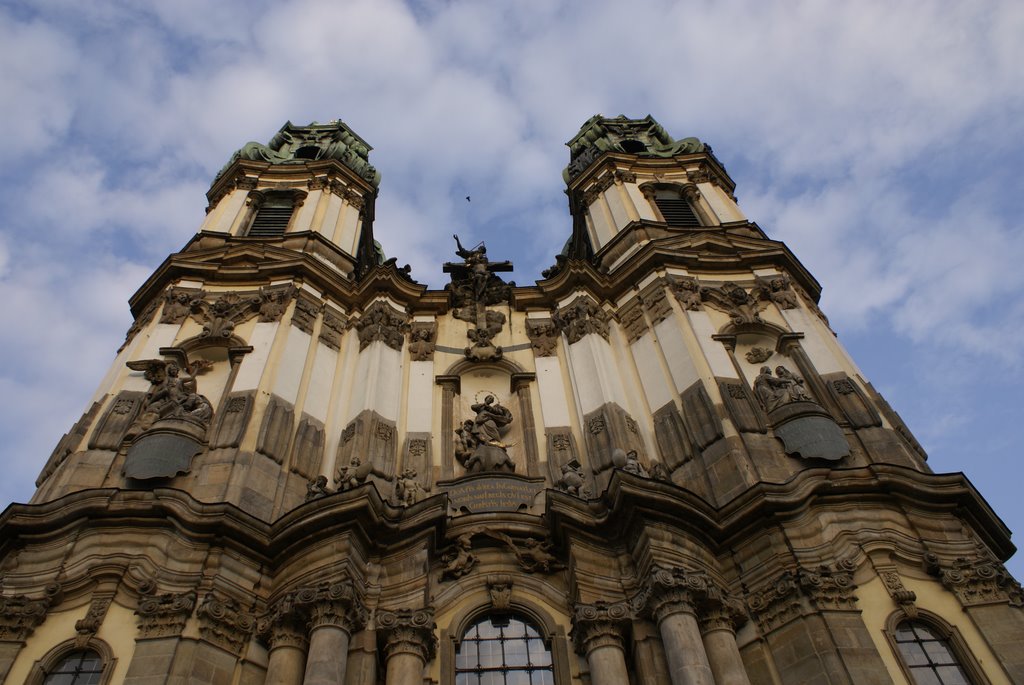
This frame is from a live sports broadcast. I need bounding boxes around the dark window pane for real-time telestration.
[899,641,929,666]
[923,640,956,665]
[908,667,942,685]
[934,665,970,684]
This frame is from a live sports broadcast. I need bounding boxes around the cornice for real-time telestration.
[206,158,376,207]
[547,465,1015,563]
[565,150,736,195]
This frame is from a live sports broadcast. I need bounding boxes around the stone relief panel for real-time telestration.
[89,391,146,450]
[640,283,674,324]
[258,284,299,322]
[160,287,207,325]
[291,414,325,479]
[581,402,646,475]
[402,433,433,490]
[754,274,799,310]
[209,391,255,449]
[525,319,559,357]
[553,296,610,344]
[256,395,295,464]
[679,381,723,451]
[290,291,322,335]
[39,400,102,485]
[822,372,882,429]
[545,429,581,484]
[335,409,398,483]
[718,379,766,433]
[668,275,702,311]
[616,297,648,343]
[652,401,693,470]
[318,306,348,350]
[356,301,408,351]
[407,323,437,362]
[700,282,768,326]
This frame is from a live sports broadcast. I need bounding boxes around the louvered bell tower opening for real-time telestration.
[248,198,294,237]
[654,191,701,228]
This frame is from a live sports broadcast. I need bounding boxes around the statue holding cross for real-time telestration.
[444,235,514,361]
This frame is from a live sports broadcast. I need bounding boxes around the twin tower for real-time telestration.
[2,116,1021,685]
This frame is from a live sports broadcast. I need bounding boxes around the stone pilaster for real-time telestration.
[296,580,368,685]
[196,593,256,655]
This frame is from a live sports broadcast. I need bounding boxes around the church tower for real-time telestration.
[1,115,1020,685]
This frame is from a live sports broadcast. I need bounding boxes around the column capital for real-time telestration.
[571,601,632,655]
[642,566,711,623]
[376,608,437,662]
[297,580,368,634]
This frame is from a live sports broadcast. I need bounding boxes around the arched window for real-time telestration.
[42,649,104,684]
[27,639,116,685]
[454,613,555,685]
[886,612,989,685]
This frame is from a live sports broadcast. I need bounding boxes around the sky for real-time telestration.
[0,0,1022,576]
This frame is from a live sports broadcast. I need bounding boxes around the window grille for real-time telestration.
[248,202,293,237]
[654,195,700,227]
[455,614,555,685]
[43,649,105,685]
[894,620,974,685]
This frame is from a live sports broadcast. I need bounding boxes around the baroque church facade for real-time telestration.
[1,115,1022,685]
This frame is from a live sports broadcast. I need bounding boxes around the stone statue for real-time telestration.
[462,396,516,474]
[441,533,478,580]
[754,365,789,412]
[454,234,492,303]
[649,462,671,482]
[334,456,369,491]
[488,532,565,574]
[775,366,811,402]
[622,450,649,478]
[128,359,214,430]
[305,475,330,501]
[555,459,590,498]
[754,365,812,412]
[395,468,428,506]
[454,420,478,468]
[756,275,799,310]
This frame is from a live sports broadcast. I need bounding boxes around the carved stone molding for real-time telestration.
[875,566,918,618]
[408,323,437,361]
[160,287,207,324]
[669,276,702,311]
[136,591,197,639]
[571,601,632,655]
[525,318,560,357]
[75,595,113,647]
[198,291,263,339]
[291,291,322,335]
[641,284,673,324]
[258,284,298,322]
[754,274,799,310]
[617,298,648,343]
[376,608,437,662]
[299,580,368,634]
[640,566,717,623]
[319,307,348,350]
[487,576,513,610]
[0,592,53,642]
[197,594,256,654]
[553,297,610,344]
[746,562,858,634]
[700,282,767,325]
[939,556,1023,607]
[356,301,408,351]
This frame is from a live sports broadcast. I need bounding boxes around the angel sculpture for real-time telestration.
[334,456,371,491]
[126,358,214,429]
[486,531,565,574]
[699,282,768,326]
[754,274,799,310]
[441,533,478,580]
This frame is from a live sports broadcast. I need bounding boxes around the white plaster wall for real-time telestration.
[780,307,844,374]
[304,343,337,423]
[626,183,657,221]
[587,199,616,249]
[406,360,434,432]
[685,310,735,378]
[702,183,746,223]
[203,189,248,233]
[603,186,630,232]
[535,356,572,427]
[654,317,702,393]
[631,334,674,410]
[272,327,313,404]
[567,334,628,414]
[233,321,280,392]
[338,203,362,255]
[291,188,321,233]
[349,341,403,422]
[320,193,343,240]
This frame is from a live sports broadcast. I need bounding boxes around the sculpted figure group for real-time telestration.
[754,365,812,412]
[455,395,515,474]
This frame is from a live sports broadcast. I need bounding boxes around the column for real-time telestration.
[699,600,752,685]
[572,603,631,685]
[645,569,715,685]
[376,608,436,685]
[300,583,367,685]
[263,623,307,685]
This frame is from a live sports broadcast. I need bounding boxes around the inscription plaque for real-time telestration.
[439,474,545,514]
